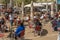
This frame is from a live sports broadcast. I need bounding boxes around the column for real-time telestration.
[30,1,33,20]
[21,1,24,20]
[46,2,48,12]
[56,0,58,12]
[10,0,13,7]
[51,3,54,17]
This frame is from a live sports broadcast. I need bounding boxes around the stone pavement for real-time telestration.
[0,21,58,40]
[24,22,58,40]
[0,14,58,40]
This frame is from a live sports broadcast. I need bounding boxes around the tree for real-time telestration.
[14,0,22,7]
[14,0,37,6]
[1,0,10,4]
[24,0,37,5]
[1,0,10,8]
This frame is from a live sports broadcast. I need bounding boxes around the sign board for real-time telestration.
[57,0,60,4]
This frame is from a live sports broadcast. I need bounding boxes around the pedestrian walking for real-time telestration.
[9,14,14,26]
[51,19,57,31]
[34,19,42,36]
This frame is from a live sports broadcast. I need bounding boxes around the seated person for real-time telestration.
[1,24,9,32]
[15,21,25,39]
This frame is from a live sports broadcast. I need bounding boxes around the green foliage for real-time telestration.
[1,0,10,4]
[24,0,31,5]
[1,0,55,6]
[25,0,37,4]
[24,0,37,5]
[15,0,22,4]
[14,0,37,5]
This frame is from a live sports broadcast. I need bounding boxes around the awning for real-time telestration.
[24,2,53,7]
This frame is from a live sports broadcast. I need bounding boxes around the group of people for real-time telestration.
[0,11,54,40]
[51,11,60,31]
[0,17,9,32]
[0,13,25,40]
[1,7,60,40]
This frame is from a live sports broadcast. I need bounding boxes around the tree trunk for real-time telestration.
[55,4,58,12]
[21,1,24,20]
[51,2,54,17]
[46,2,48,13]
[30,1,33,20]
[10,0,13,8]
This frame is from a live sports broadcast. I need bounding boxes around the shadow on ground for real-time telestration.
[41,29,48,36]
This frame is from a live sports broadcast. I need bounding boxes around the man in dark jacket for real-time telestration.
[34,19,42,35]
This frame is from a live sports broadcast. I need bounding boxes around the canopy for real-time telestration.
[24,3,44,7]
[24,2,53,7]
